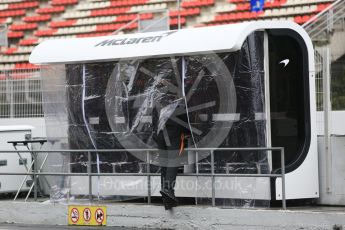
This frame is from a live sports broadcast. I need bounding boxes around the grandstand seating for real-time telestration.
[0,0,335,70]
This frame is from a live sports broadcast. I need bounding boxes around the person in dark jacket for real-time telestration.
[155,108,188,210]
[152,73,189,210]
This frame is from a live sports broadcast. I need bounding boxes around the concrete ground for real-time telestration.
[0,200,344,229]
[0,224,152,230]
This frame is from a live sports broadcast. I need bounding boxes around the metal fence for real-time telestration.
[0,68,43,118]
[0,147,286,210]
[315,49,325,112]
[314,48,332,136]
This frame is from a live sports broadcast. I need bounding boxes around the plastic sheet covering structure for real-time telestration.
[41,31,270,207]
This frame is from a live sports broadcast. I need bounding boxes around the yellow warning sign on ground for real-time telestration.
[68,205,107,226]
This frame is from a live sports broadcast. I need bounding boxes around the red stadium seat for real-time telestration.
[14,63,38,69]
[316,3,332,12]
[10,23,38,31]
[2,47,18,55]
[8,31,24,38]
[19,39,39,46]
[34,29,58,37]
[0,9,25,18]
[50,20,77,28]
[51,0,78,6]
[36,6,65,14]
[8,1,39,10]
[23,15,51,23]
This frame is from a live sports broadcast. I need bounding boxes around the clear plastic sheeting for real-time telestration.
[39,66,72,201]
[40,31,270,207]
[105,55,237,167]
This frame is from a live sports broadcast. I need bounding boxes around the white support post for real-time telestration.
[264,31,272,171]
[322,47,332,193]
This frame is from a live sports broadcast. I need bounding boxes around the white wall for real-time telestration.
[318,136,345,205]
[317,111,345,205]
[317,111,345,135]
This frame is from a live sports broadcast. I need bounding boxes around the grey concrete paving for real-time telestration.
[0,201,344,229]
[0,224,155,229]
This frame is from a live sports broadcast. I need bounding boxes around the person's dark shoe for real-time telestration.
[162,197,178,210]
[160,189,178,203]
[160,189,178,210]
[162,197,177,210]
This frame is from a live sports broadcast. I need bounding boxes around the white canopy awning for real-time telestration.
[29,21,313,69]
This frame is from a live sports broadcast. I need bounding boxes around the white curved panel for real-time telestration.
[29,21,314,74]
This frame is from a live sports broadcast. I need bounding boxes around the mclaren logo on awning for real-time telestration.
[95,31,177,47]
